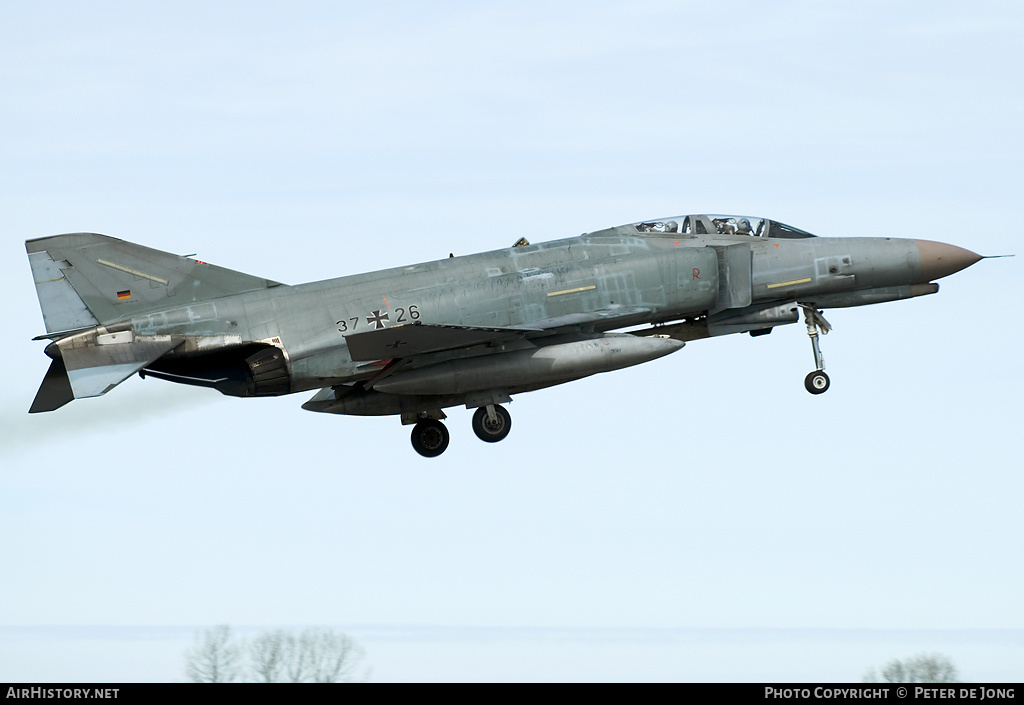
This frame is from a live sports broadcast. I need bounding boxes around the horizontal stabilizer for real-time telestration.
[29,358,75,413]
[59,334,181,400]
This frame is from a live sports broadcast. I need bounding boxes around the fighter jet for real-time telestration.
[26,214,983,457]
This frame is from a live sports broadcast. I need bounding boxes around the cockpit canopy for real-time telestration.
[632,214,816,239]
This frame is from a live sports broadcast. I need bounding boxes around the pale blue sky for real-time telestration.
[1,0,1021,682]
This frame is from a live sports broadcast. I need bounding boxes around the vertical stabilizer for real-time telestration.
[26,233,282,337]
[28,249,101,336]
[26,232,283,411]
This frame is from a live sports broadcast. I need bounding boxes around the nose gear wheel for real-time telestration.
[799,304,832,395]
[804,370,830,394]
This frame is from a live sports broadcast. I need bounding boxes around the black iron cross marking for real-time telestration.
[386,339,407,351]
[367,310,390,330]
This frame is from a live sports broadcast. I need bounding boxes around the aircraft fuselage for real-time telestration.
[26,214,983,456]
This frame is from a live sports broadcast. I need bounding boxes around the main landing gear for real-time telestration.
[471,405,512,443]
[410,419,450,458]
[800,304,832,395]
[409,404,513,458]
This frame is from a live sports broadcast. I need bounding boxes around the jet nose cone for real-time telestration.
[916,240,983,282]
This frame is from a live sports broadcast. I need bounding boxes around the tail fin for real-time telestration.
[27,233,283,412]
[26,232,282,338]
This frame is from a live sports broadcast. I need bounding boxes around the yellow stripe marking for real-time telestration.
[547,285,596,297]
[767,277,812,289]
[96,259,169,285]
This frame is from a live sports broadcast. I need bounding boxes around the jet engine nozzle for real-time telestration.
[915,240,982,282]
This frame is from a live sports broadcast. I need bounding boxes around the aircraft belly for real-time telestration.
[303,336,684,417]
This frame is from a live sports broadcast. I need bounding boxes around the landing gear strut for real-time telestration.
[410,419,450,458]
[471,404,511,443]
[800,304,831,395]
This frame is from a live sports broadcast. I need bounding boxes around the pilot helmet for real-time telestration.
[736,218,751,233]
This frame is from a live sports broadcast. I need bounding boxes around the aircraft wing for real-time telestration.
[345,323,537,362]
[512,307,651,333]
[344,307,652,363]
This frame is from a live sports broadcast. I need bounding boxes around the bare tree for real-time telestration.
[283,630,313,683]
[186,625,366,683]
[184,625,243,683]
[279,628,366,683]
[249,630,287,683]
[302,628,366,683]
[863,653,960,683]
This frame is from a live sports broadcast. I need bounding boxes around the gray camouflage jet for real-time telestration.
[26,214,983,457]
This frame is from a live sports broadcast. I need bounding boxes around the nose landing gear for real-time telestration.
[805,369,830,394]
[800,304,832,395]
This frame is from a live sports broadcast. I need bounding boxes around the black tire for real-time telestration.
[804,370,830,395]
[471,405,512,443]
[411,420,450,458]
